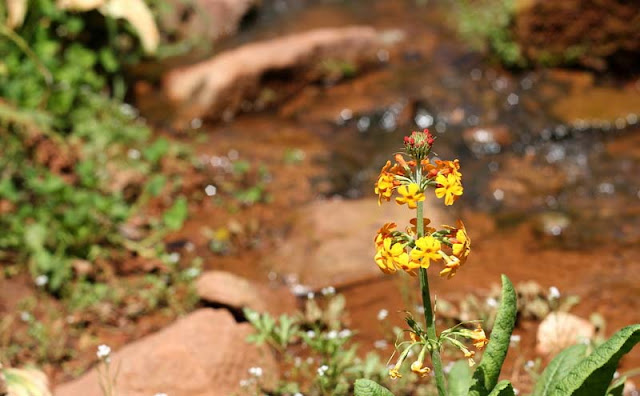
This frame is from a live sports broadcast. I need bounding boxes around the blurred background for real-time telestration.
[1,0,639,395]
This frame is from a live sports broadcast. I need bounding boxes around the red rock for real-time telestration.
[55,309,277,396]
[163,26,380,122]
[196,271,297,316]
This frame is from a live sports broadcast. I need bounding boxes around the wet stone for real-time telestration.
[463,125,513,156]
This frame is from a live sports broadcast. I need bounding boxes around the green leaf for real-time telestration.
[607,376,625,396]
[469,275,517,396]
[550,324,640,396]
[533,344,588,396]
[143,138,170,165]
[354,379,395,396]
[449,360,473,396]
[488,380,516,396]
[163,196,188,230]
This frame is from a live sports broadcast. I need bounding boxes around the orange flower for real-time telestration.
[407,218,436,237]
[375,161,398,205]
[471,326,489,350]
[438,251,461,279]
[374,222,397,248]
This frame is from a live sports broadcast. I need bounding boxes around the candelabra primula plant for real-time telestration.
[356,129,640,396]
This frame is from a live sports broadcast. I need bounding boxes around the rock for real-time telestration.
[158,0,258,46]
[462,125,513,155]
[196,271,297,316]
[267,197,450,290]
[55,309,277,396]
[513,0,640,70]
[163,26,381,122]
[536,312,594,356]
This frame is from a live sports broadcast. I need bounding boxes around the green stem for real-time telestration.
[417,201,447,396]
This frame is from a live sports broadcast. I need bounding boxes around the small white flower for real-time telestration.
[20,311,32,322]
[321,286,336,296]
[510,335,521,345]
[239,379,250,387]
[377,309,389,321]
[154,393,168,396]
[291,284,310,296]
[374,339,388,349]
[513,388,520,395]
[326,330,338,340]
[307,292,315,300]
[35,275,48,287]
[293,393,304,396]
[248,367,263,377]
[205,185,217,196]
[486,297,498,308]
[96,344,111,360]
[306,330,316,339]
[185,267,200,278]
[338,329,352,338]
[317,365,329,376]
[549,286,561,299]
[525,360,535,369]
[127,148,141,159]
[168,252,180,264]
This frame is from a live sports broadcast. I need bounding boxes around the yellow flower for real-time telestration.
[438,251,461,279]
[394,252,420,276]
[395,183,425,209]
[410,236,442,269]
[410,361,431,377]
[375,161,397,205]
[451,220,471,265]
[463,348,476,366]
[374,237,404,274]
[470,326,489,350]
[389,368,402,379]
[434,173,463,206]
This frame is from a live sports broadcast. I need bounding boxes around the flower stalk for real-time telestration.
[417,203,447,396]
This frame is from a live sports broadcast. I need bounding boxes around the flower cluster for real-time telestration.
[374,129,463,208]
[373,129,470,279]
[374,219,470,278]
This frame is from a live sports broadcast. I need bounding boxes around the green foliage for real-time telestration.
[354,379,394,396]
[0,1,192,295]
[606,377,625,396]
[469,275,517,396]
[163,196,188,231]
[487,380,515,396]
[455,0,525,68]
[245,294,426,396]
[548,324,640,396]
[533,344,588,396]
[448,360,473,396]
